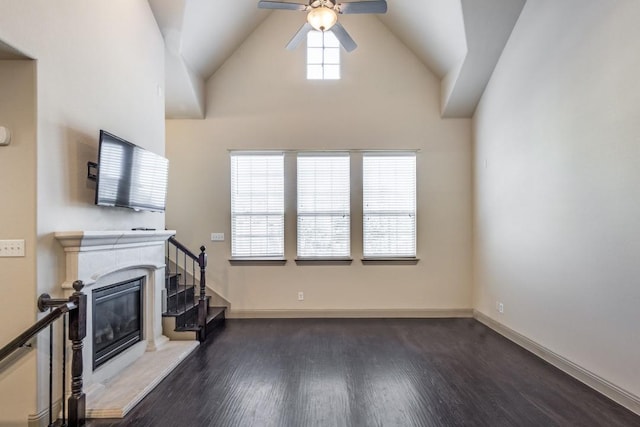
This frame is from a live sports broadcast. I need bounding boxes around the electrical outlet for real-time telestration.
[297,291,304,301]
[0,239,25,257]
[211,233,225,241]
[498,302,504,314]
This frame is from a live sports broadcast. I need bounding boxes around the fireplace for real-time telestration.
[93,277,144,369]
[55,230,199,418]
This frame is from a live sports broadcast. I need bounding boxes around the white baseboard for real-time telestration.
[28,400,61,427]
[474,310,640,416]
[228,308,473,319]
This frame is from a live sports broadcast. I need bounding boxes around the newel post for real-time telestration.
[68,280,86,426]
[197,246,208,342]
[198,246,207,302]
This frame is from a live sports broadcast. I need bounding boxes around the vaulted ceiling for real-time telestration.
[0,2,526,119]
[151,0,527,119]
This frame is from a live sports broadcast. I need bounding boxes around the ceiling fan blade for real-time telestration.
[258,1,307,11]
[338,1,387,14]
[331,22,357,52]
[286,23,313,50]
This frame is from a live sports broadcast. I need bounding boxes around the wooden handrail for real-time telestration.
[0,301,77,362]
[0,280,86,426]
[168,236,200,263]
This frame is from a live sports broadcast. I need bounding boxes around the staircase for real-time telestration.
[162,237,226,342]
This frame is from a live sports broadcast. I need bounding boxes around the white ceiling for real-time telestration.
[149,0,526,119]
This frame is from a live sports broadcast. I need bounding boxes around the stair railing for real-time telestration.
[166,236,208,341]
[0,280,86,427]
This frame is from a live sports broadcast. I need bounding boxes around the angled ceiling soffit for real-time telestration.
[149,0,205,119]
[441,0,527,118]
[378,0,468,79]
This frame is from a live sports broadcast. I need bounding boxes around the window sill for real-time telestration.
[361,257,420,265]
[295,258,353,266]
[229,258,287,266]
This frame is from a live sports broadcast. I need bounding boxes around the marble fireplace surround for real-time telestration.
[55,230,198,418]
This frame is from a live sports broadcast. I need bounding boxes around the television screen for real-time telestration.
[95,130,168,212]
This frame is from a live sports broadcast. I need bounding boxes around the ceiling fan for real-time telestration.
[258,0,388,52]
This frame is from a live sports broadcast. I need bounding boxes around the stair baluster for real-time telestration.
[164,237,225,342]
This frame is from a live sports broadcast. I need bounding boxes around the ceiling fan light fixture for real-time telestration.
[307,6,337,31]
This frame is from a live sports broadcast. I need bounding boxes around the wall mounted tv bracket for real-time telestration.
[0,126,11,146]
[87,162,98,181]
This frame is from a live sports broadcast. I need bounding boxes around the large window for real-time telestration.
[230,153,284,258]
[297,153,350,258]
[363,153,417,258]
[307,30,340,80]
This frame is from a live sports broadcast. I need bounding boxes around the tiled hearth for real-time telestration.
[55,230,198,418]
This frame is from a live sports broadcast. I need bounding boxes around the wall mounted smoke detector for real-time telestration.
[0,127,11,146]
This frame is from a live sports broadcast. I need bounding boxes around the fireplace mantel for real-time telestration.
[54,230,175,289]
[55,230,176,252]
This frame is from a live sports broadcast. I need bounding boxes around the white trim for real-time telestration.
[226,148,421,154]
[228,308,473,319]
[54,230,175,252]
[28,400,61,427]
[474,310,640,416]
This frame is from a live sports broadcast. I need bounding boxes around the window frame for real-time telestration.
[306,30,341,81]
[296,152,352,262]
[362,152,418,261]
[229,152,285,262]
[228,150,419,266]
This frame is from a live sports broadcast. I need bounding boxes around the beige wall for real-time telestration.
[0,1,165,424]
[474,0,640,402]
[0,59,38,425]
[166,13,473,315]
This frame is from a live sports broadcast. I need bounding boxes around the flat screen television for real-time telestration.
[94,130,169,212]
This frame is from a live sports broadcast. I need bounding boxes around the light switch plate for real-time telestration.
[0,239,25,257]
[211,233,225,242]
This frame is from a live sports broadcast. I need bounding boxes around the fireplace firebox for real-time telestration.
[93,277,144,369]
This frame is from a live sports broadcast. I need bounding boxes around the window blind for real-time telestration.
[363,153,416,257]
[297,153,350,258]
[230,153,284,258]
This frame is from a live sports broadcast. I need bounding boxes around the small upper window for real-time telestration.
[307,30,340,80]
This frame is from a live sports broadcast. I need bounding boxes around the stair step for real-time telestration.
[166,285,194,298]
[165,286,195,313]
[204,306,226,332]
[164,256,226,340]
[174,324,200,332]
[207,306,226,322]
[165,273,181,293]
[162,302,198,318]
[172,306,226,333]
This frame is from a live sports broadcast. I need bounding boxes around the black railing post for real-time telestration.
[198,246,207,302]
[68,280,86,426]
[197,246,207,342]
[62,313,68,426]
[48,318,54,427]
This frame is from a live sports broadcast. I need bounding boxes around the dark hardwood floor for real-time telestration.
[86,318,640,427]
